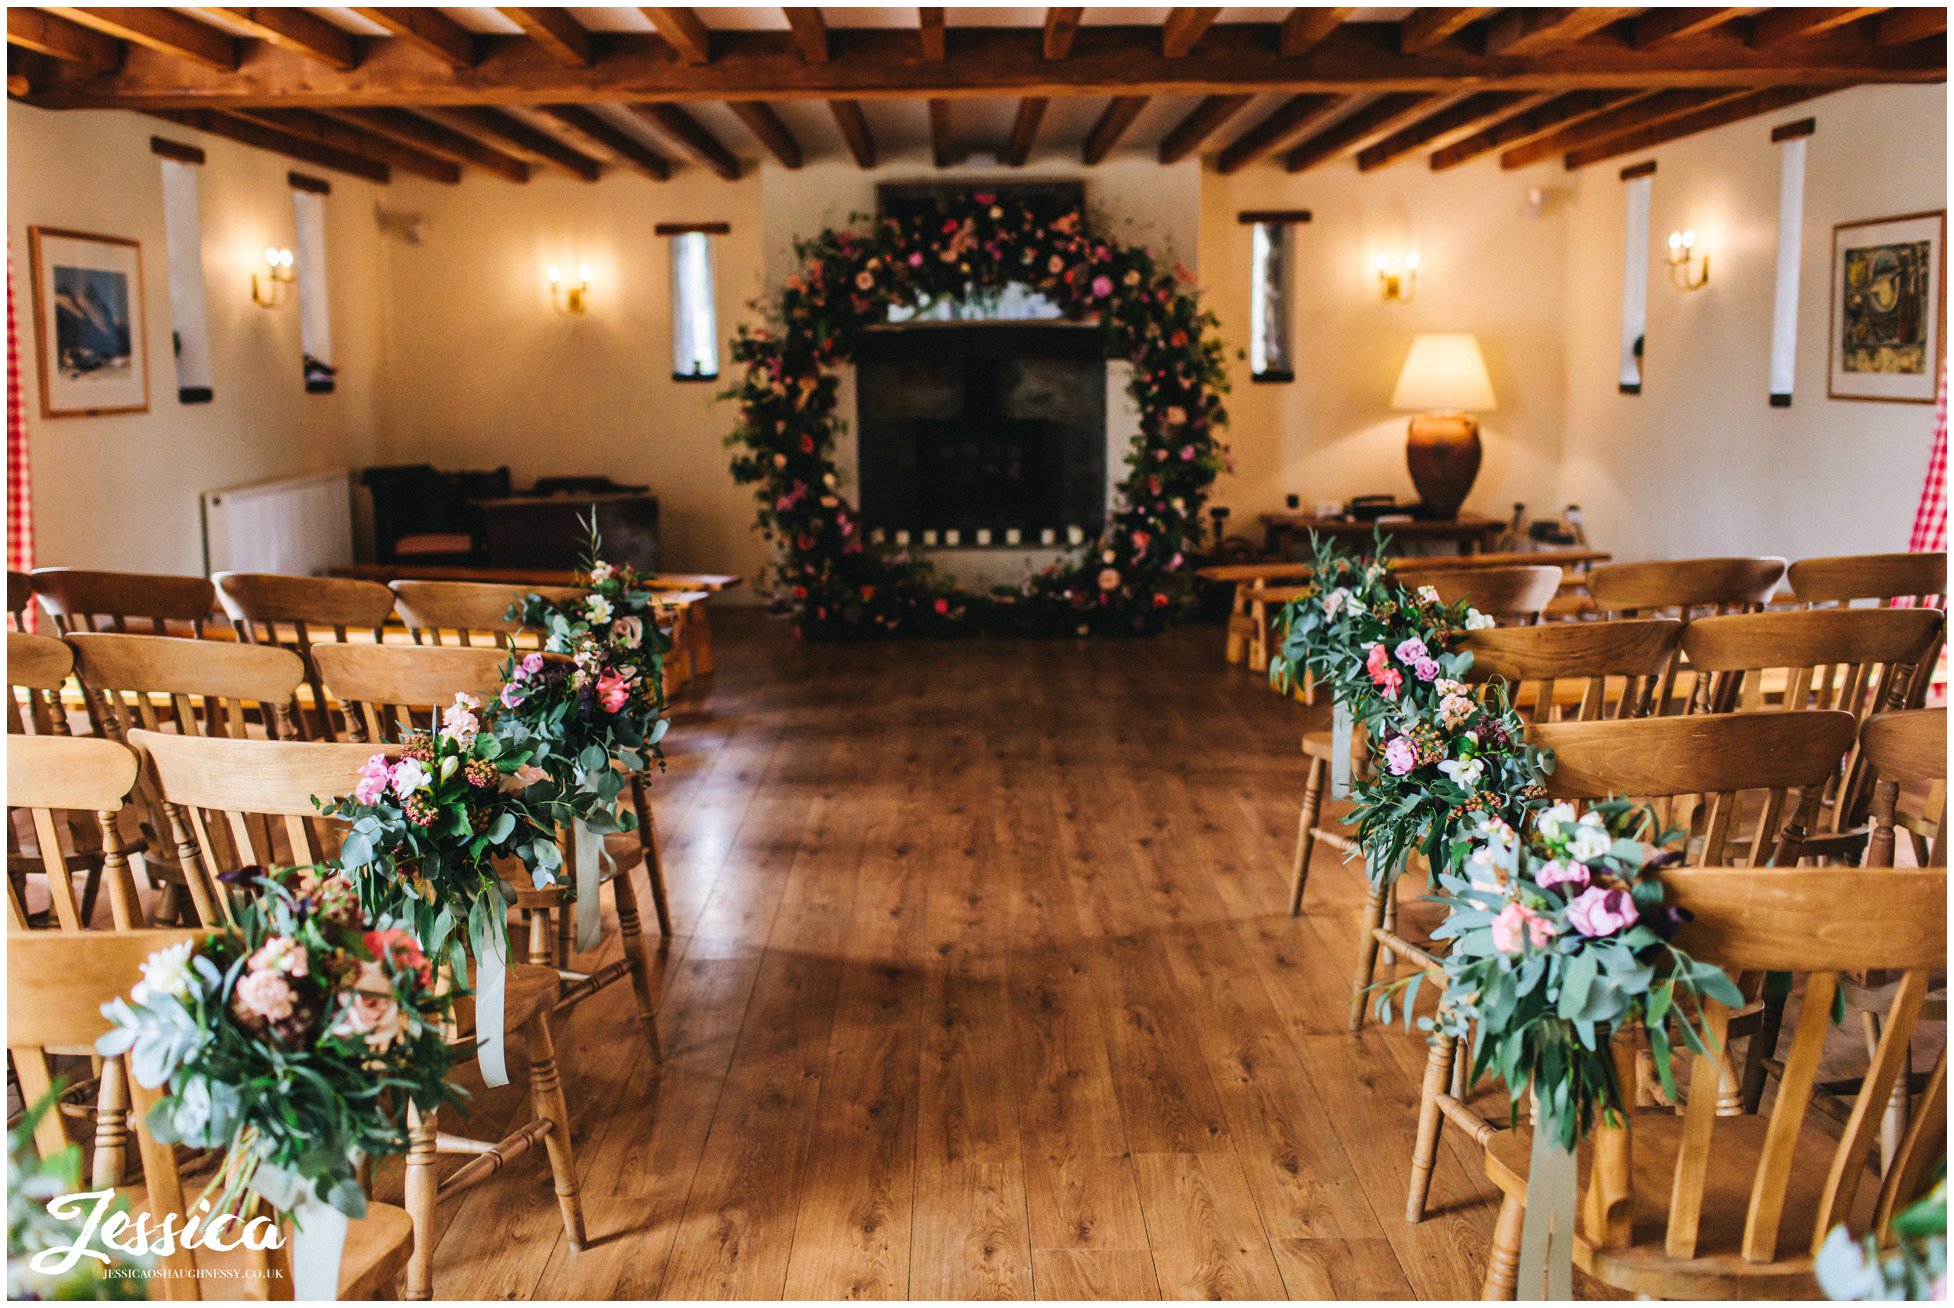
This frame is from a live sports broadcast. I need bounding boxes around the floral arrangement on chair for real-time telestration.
[1818,1167,1946,1300]
[97,869,461,1222]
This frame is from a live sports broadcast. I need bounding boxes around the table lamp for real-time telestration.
[1389,333,1496,519]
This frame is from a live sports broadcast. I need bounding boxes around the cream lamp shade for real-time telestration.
[1390,333,1497,413]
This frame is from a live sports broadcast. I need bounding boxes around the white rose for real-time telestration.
[586,595,614,625]
[134,940,198,1004]
[1569,824,1612,863]
[1438,756,1485,790]
[611,615,644,649]
[1536,802,1578,840]
[1465,607,1495,631]
[390,758,431,798]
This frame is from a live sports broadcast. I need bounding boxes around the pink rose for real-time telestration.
[1365,644,1404,700]
[354,754,393,806]
[519,652,545,676]
[1413,657,1440,682]
[247,935,308,978]
[1567,887,1638,937]
[596,669,632,714]
[328,961,408,1052]
[1535,859,1591,891]
[1091,274,1113,298]
[1394,637,1429,665]
[1383,737,1417,776]
[907,251,924,267]
[1490,902,1557,956]
[233,969,296,1024]
[499,681,528,710]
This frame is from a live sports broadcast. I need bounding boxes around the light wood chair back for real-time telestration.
[1860,708,1947,867]
[1461,617,1683,722]
[9,569,36,630]
[1572,865,1946,1290]
[312,642,507,745]
[212,572,396,741]
[30,567,218,637]
[128,727,382,928]
[1394,563,1564,624]
[1587,556,1789,617]
[1789,552,1948,608]
[389,579,587,648]
[6,735,144,931]
[67,632,308,743]
[9,631,76,735]
[1527,710,1858,867]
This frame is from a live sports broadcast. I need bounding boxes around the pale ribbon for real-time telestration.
[472,913,509,1088]
[251,1161,349,1302]
[1331,699,1353,801]
[569,819,612,953]
[1516,1125,1579,1300]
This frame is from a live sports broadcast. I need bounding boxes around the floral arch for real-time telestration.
[725,188,1231,638]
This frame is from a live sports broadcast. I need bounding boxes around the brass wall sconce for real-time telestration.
[1376,252,1419,303]
[549,264,591,316]
[252,246,295,308]
[1666,229,1709,290]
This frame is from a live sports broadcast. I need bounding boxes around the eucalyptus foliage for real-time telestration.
[1817,1170,1947,1301]
[8,1086,149,1299]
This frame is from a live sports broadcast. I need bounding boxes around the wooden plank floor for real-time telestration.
[374,611,1524,1299]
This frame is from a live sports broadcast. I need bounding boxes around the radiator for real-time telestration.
[200,468,354,577]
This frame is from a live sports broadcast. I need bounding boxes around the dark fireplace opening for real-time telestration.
[855,322,1106,540]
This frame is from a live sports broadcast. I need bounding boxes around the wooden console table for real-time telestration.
[1259,512,1504,559]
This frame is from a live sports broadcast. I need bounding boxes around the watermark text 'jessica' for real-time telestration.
[30,1190,286,1274]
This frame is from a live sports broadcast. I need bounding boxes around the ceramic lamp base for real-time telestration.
[1405,412,1482,520]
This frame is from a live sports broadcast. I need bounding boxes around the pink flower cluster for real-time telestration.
[500,652,546,709]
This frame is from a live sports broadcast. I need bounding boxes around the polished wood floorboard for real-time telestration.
[373,613,1528,1299]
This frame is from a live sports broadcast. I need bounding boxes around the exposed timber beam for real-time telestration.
[1634,8,1759,48]
[785,7,829,62]
[642,7,710,64]
[1428,88,1642,168]
[1044,7,1082,58]
[22,24,1943,110]
[48,8,235,71]
[1399,7,1496,54]
[1083,95,1149,163]
[1563,83,1838,165]
[1750,7,1885,48]
[442,106,601,179]
[351,7,475,69]
[206,8,357,70]
[500,8,593,67]
[1284,92,1437,171]
[1355,90,1541,169]
[1163,8,1222,57]
[145,108,388,180]
[1282,8,1354,57]
[829,98,875,167]
[230,108,458,181]
[726,100,802,167]
[1486,8,1646,57]
[918,7,945,60]
[928,98,953,166]
[1006,97,1047,164]
[1158,93,1252,163]
[1500,86,1751,167]
[327,107,529,181]
[1874,7,1945,43]
[7,9,120,68]
[540,104,672,179]
[632,102,741,178]
[1216,92,1344,172]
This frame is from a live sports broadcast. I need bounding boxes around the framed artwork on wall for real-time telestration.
[1828,209,1945,403]
[27,226,149,419]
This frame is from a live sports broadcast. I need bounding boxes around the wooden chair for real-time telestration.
[9,928,417,1298]
[8,569,36,630]
[31,567,218,638]
[8,633,117,929]
[1478,864,1946,1299]
[388,578,677,939]
[1404,709,1860,1225]
[6,734,144,932]
[212,571,396,741]
[1586,555,1789,717]
[10,630,76,737]
[128,726,587,1301]
[1789,551,1948,610]
[312,641,665,1061]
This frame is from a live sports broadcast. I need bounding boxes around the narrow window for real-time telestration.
[1768,118,1815,407]
[290,174,335,394]
[1243,209,1307,383]
[1618,163,1653,395]
[154,138,213,404]
[659,223,724,381]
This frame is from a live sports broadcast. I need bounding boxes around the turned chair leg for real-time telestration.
[526,909,554,969]
[1481,1192,1525,1300]
[91,1058,130,1189]
[1379,879,1399,965]
[1406,1028,1456,1223]
[403,1103,439,1300]
[1290,756,1326,915]
[524,1014,587,1252]
[554,892,574,969]
[612,868,664,1062]
[1348,884,1389,1031]
[630,776,674,938]
[1739,986,1787,1113]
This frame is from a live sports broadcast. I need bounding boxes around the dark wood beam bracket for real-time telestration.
[150,135,204,163]
[918,8,946,60]
[785,8,829,62]
[288,170,330,193]
[1568,85,1836,167]
[1771,115,1817,141]
[1619,159,1656,179]
[1043,7,1082,59]
[654,221,730,235]
[1237,208,1312,224]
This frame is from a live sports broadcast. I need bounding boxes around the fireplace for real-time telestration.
[854,322,1106,541]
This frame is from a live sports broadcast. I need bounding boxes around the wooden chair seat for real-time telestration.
[449,961,562,1043]
[1485,1111,1879,1299]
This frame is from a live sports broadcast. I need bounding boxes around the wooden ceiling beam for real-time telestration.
[7,9,120,69]
[642,8,711,64]
[1356,90,1542,170]
[24,23,1943,109]
[1564,83,1837,165]
[726,100,802,167]
[230,108,458,181]
[540,104,672,179]
[1283,91,1437,171]
[442,106,601,180]
[928,98,952,166]
[631,102,740,179]
[1216,91,1344,172]
[48,8,235,71]
[145,108,388,180]
[1486,8,1646,58]
[1043,7,1082,59]
[1500,86,1752,166]
[829,98,875,167]
[1158,93,1252,163]
[1399,7,1497,54]
[1750,7,1885,48]
[1083,95,1149,163]
[327,107,530,181]
[918,7,946,60]
[1633,8,1759,48]
[500,8,593,68]
[1282,8,1354,57]
[785,7,829,62]
[1428,88,1642,168]
[1005,97,1047,164]
[205,8,357,71]
[351,7,476,69]
[1163,8,1222,57]
[1875,7,1945,43]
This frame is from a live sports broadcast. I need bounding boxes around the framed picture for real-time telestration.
[27,226,149,418]
[1828,210,1945,404]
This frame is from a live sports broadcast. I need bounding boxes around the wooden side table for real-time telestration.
[1259,512,1504,560]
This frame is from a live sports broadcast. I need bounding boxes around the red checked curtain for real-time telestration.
[1908,363,1947,555]
[6,244,32,601]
